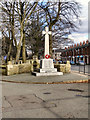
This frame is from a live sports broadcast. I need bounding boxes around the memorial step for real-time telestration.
[32,71,63,76]
[34,68,57,73]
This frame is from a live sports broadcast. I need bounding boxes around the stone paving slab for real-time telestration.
[2,94,56,113]
[2,82,88,118]
[1,71,89,118]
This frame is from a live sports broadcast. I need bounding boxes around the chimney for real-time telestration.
[86,40,88,44]
[80,42,82,46]
[77,43,79,46]
[83,41,85,45]
[74,44,76,47]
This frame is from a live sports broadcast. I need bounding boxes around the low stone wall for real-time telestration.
[6,63,31,76]
[0,65,7,75]
[6,59,40,76]
[54,61,71,73]
[2,59,71,75]
[65,62,71,73]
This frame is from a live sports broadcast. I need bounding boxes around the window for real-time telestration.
[78,49,79,54]
[81,48,83,54]
[85,47,87,54]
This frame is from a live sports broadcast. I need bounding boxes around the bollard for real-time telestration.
[84,64,85,74]
[79,64,80,73]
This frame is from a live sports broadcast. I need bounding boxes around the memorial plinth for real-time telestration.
[32,27,63,76]
[33,59,63,76]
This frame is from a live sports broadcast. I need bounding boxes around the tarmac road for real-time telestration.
[1,72,89,118]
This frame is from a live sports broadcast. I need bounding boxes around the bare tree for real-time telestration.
[25,12,44,57]
[1,0,81,61]
[38,1,81,57]
[1,2,16,61]
[1,1,39,63]
[14,1,38,62]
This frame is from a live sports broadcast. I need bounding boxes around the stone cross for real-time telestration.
[42,27,52,57]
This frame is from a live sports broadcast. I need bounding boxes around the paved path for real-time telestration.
[1,72,89,118]
[2,81,89,118]
[2,72,88,83]
[71,65,90,74]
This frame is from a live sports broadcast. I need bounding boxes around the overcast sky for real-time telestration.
[68,0,89,44]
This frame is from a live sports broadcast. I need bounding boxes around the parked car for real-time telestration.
[63,61,67,64]
[70,61,75,65]
[76,61,79,65]
[79,61,85,65]
[53,59,56,63]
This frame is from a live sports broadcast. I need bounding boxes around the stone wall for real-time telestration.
[0,65,7,75]
[54,61,71,73]
[2,59,71,75]
[5,58,40,76]
[6,63,31,75]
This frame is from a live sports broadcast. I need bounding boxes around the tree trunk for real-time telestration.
[22,32,26,63]
[49,26,53,58]
[15,46,21,63]
[7,40,12,61]
[15,25,23,63]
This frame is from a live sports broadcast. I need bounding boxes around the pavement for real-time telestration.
[71,65,90,75]
[1,71,90,118]
[2,71,89,83]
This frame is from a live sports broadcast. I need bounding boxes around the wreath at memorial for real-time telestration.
[45,54,50,59]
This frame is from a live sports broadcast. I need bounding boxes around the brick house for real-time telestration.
[61,40,90,64]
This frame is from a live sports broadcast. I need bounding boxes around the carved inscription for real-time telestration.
[44,60,52,68]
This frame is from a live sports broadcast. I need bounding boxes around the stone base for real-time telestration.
[32,58,63,76]
[35,68,57,73]
[40,59,54,69]
[32,71,63,76]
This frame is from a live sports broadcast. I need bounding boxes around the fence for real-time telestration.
[71,64,90,75]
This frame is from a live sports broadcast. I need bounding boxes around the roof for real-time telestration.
[62,43,90,52]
